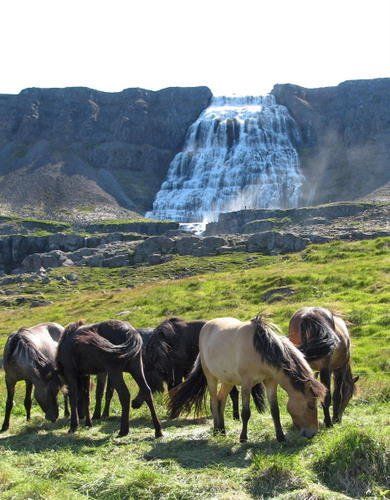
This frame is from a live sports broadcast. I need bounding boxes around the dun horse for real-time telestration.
[169,316,326,442]
[57,320,162,437]
[289,307,358,426]
[129,317,265,418]
[1,323,65,432]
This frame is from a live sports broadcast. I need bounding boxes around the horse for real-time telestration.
[130,317,266,419]
[1,322,66,432]
[288,307,358,426]
[169,316,326,442]
[57,320,162,437]
[92,328,163,420]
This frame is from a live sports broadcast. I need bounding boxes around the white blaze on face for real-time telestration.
[146,94,304,223]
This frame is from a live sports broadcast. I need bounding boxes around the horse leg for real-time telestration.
[229,386,240,421]
[217,383,234,434]
[68,377,79,433]
[102,376,114,418]
[239,383,252,443]
[332,368,343,423]
[92,373,106,420]
[24,381,33,421]
[64,393,70,418]
[320,368,332,427]
[265,381,285,442]
[80,375,92,428]
[205,372,219,434]
[130,359,163,438]
[109,370,130,437]
[1,377,16,432]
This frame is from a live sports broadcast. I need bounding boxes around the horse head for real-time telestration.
[286,378,326,438]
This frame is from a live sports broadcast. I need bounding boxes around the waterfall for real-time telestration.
[146,94,304,223]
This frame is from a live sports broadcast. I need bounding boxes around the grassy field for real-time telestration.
[0,238,389,499]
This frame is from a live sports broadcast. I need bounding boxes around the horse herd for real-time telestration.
[1,307,358,443]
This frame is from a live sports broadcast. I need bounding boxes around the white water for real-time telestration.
[146,95,304,223]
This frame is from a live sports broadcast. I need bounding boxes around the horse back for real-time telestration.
[199,318,265,385]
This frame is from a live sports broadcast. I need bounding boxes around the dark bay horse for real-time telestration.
[169,316,326,442]
[289,307,358,426]
[57,320,162,437]
[1,322,65,432]
[130,317,265,418]
[92,328,163,419]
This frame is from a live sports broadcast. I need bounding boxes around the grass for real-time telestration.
[0,237,389,498]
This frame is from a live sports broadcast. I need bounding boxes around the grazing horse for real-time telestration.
[169,316,326,442]
[1,323,65,432]
[131,317,265,419]
[57,320,162,437]
[289,307,358,426]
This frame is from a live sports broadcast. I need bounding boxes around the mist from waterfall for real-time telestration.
[146,94,304,223]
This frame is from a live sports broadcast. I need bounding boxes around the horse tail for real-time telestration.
[3,333,19,368]
[77,328,142,363]
[298,314,337,361]
[168,356,207,418]
[251,383,266,413]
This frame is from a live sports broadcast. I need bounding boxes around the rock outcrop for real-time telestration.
[272,79,390,204]
[0,86,212,215]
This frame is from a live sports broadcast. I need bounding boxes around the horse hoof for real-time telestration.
[68,428,77,434]
[92,414,101,421]
[0,426,9,433]
[155,431,163,438]
[117,431,129,437]
[277,434,286,442]
[239,436,247,443]
[233,414,240,421]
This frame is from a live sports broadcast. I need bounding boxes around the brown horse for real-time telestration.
[57,320,162,437]
[289,307,358,426]
[169,316,326,442]
[1,323,66,432]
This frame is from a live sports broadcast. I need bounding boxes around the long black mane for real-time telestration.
[297,308,337,361]
[4,329,54,378]
[252,315,325,399]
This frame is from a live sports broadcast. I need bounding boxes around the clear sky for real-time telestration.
[1,0,389,96]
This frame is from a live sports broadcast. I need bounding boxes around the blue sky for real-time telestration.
[1,0,389,95]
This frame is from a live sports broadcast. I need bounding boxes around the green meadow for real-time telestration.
[0,238,389,499]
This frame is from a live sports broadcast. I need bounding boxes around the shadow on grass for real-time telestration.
[0,417,111,453]
[143,426,312,470]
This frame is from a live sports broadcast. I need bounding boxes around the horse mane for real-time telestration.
[5,329,54,379]
[298,309,337,361]
[252,315,326,400]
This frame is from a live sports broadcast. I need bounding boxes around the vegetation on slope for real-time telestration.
[0,238,389,498]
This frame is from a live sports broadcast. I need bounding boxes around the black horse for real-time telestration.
[1,323,65,432]
[92,328,163,420]
[57,320,162,437]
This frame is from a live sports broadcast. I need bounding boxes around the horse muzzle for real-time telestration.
[300,428,317,439]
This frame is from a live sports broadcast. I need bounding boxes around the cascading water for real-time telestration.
[146,94,304,223]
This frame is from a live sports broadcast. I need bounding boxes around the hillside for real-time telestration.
[0,238,388,498]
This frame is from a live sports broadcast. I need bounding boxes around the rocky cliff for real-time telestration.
[272,78,390,204]
[0,86,212,216]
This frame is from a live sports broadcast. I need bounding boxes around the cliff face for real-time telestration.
[0,86,212,215]
[272,79,390,204]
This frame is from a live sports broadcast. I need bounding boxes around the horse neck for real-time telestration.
[273,369,306,399]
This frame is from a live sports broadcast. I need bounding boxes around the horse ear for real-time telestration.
[353,375,359,384]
